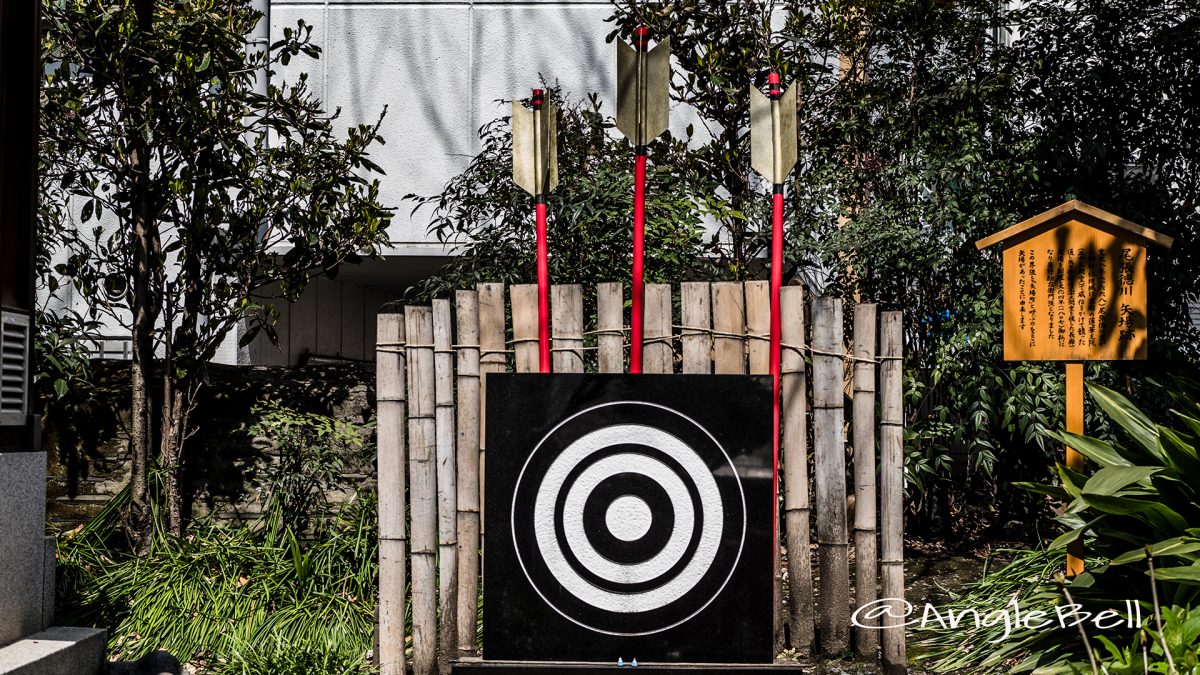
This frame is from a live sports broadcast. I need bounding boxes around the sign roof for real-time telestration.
[975,199,1175,250]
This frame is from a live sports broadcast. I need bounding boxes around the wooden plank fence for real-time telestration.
[376,282,906,675]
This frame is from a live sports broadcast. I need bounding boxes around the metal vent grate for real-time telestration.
[0,311,31,423]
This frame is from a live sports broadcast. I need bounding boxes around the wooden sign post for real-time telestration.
[976,200,1173,575]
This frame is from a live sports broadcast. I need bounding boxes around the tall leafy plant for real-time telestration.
[40,0,391,550]
[918,380,1200,673]
[1031,381,1200,592]
[57,492,380,671]
[248,401,371,539]
[951,381,1200,672]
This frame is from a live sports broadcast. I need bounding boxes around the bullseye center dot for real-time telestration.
[605,495,652,542]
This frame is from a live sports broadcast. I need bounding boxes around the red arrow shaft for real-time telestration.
[537,199,550,373]
[631,152,647,373]
[771,186,784,551]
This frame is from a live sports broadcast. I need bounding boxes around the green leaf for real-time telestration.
[1157,425,1200,477]
[1078,495,1187,535]
[1050,522,1093,550]
[1087,383,1160,458]
[1013,481,1069,500]
[1150,565,1200,584]
[1081,466,1159,496]
[1173,413,1200,440]
[1056,463,1088,499]
[1110,537,1200,565]
[1046,431,1131,468]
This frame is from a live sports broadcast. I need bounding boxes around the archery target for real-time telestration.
[484,374,775,664]
[514,405,744,634]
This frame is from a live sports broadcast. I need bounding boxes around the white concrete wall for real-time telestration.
[271,0,645,249]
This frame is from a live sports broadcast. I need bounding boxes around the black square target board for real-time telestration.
[483,373,775,664]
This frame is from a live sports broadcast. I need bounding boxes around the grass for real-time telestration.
[56,487,382,674]
[911,547,1102,673]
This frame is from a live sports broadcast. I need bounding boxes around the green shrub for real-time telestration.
[214,635,379,675]
[1091,604,1200,675]
[1024,380,1200,600]
[56,404,381,673]
[916,379,1200,673]
[57,494,378,671]
[247,401,372,538]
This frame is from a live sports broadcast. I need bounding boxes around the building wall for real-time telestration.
[271,0,621,250]
[247,278,398,366]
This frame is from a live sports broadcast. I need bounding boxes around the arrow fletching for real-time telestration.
[749,82,798,184]
[512,98,558,195]
[616,36,671,145]
[616,39,637,141]
[546,102,558,193]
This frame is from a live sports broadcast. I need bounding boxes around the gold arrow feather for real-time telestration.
[512,99,558,195]
[750,83,797,184]
[616,37,671,146]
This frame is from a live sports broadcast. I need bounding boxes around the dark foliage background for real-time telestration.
[411,0,1200,544]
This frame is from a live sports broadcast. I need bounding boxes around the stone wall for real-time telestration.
[0,451,55,646]
[43,361,376,530]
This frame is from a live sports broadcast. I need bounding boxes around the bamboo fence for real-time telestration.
[376,282,906,674]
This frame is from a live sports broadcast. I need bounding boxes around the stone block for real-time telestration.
[0,626,106,675]
[0,452,48,647]
[41,537,55,631]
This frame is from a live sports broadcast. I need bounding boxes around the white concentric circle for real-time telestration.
[532,424,724,612]
[606,495,652,541]
[559,451,698,584]
[510,400,748,637]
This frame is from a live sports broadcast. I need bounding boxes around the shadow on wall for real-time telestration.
[42,361,376,530]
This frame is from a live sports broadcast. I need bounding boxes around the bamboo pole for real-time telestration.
[432,299,458,671]
[880,311,906,673]
[781,286,814,655]
[681,282,712,374]
[644,283,673,373]
[745,280,771,374]
[477,282,507,546]
[406,306,438,675]
[812,297,849,655]
[712,282,745,374]
[377,311,407,675]
[511,284,540,373]
[454,291,481,657]
[744,280,782,651]
[552,285,584,373]
[596,282,625,373]
[852,303,879,659]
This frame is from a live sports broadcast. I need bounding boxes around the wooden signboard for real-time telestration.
[977,200,1173,361]
[977,199,1173,575]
